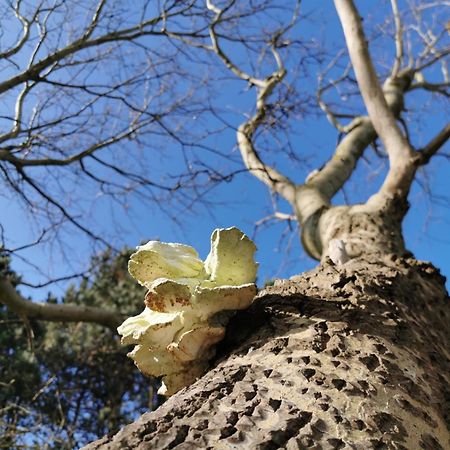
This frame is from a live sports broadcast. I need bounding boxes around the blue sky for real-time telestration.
[0,0,449,301]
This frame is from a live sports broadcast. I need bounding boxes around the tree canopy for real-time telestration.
[0,0,447,286]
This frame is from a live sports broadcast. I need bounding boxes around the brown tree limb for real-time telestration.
[0,279,124,329]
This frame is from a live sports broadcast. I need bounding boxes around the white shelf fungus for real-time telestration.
[118,227,258,396]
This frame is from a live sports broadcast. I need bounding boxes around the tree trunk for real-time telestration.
[83,255,449,450]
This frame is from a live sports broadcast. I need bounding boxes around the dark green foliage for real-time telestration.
[0,250,158,449]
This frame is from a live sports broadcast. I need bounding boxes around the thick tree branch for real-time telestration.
[0,82,33,144]
[334,0,412,162]
[335,0,416,204]
[296,70,413,251]
[307,73,412,201]
[0,279,123,329]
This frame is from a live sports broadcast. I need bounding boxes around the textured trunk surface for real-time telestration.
[84,255,449,449]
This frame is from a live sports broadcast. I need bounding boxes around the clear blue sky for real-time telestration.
[1,1,449,301]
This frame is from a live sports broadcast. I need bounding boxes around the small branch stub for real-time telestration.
[328,239,350,266]
[118,227,258,396]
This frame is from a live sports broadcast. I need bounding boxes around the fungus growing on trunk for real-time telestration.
[118,227,258,396]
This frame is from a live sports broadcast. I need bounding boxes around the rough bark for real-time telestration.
[83,255,450,449]
[316,198,408,261]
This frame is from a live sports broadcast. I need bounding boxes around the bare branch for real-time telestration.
[0,81,33,144]
[409,76,450,97]
[317,52,355,133]
[334,0,411,162]
[390,0,404,77]
[16,166,112,247]
[334,0,415,202]
[412,9,450,80]
[255,211,297,230]
[309,69,413,202]
[81,0,107,41]
[207,0,265,88]
[0,279,123,329]
[236,73,297,203]
[207,0,297,203]
[416,47,450,75]
[0,3,192,96]
[0,119,153,167]
[0,1,36,59]
[416,123,450,166]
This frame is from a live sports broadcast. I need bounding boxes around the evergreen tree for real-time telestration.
[0,250,158,449]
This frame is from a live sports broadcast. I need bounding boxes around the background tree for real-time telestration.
[0,0,449,448]
[0,249,158,449]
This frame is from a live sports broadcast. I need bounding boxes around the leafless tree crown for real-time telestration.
[0,0,449,324]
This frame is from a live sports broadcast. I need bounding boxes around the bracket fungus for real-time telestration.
[118,227,258,396]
